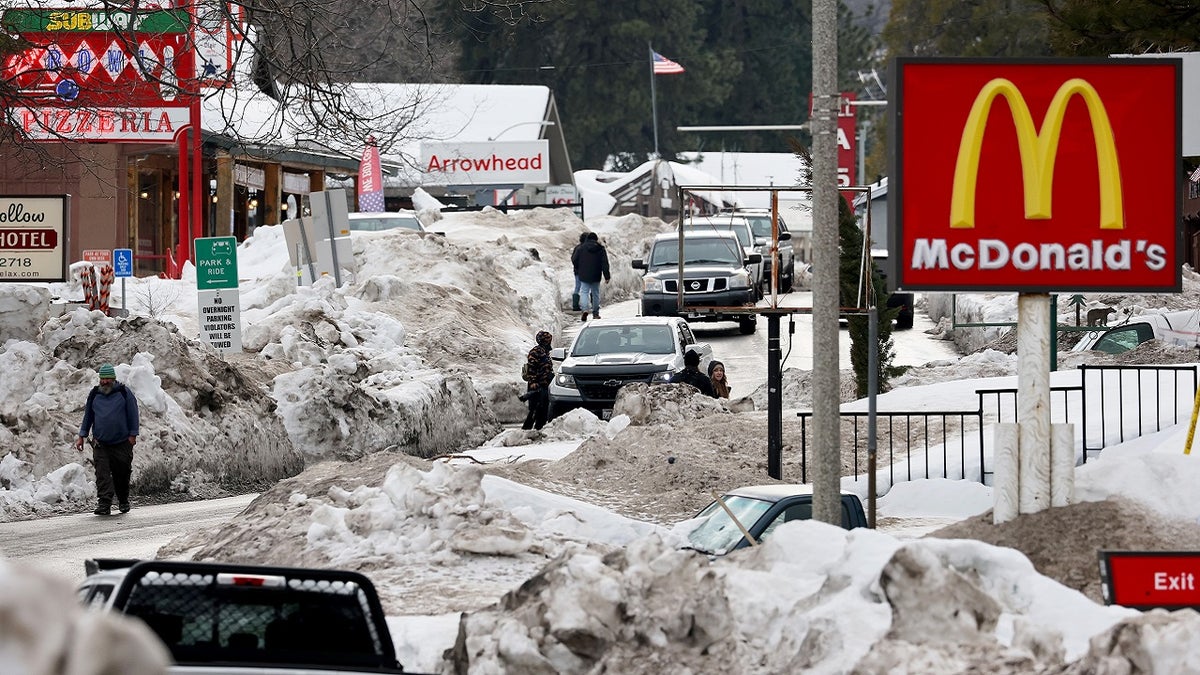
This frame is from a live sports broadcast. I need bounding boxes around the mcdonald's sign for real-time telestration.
[891,59,1182,292]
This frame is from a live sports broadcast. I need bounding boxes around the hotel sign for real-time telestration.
[0,195,69,282]
[891,59,1182,292]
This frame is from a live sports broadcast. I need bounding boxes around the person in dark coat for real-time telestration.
[670,350,716,398]
[75,363,140,515]
[571,232,610,321]
[522,331,555,430]
[571,232,587,311]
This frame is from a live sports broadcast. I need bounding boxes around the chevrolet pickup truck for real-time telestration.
[78,559,408,674]
[547,316,713,419]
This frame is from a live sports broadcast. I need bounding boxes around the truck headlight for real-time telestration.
[727,271,751,289]
[650,370,673,384]
[554,374,577,389]
[644,277,664,293]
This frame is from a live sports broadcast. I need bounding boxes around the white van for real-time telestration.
[1074,310,1200,354]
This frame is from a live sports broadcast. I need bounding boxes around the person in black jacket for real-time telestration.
[571,232,610,321]
[521,331,555,430]
[670,350,716,398]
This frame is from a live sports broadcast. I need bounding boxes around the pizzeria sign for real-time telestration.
[891,58,1182,293]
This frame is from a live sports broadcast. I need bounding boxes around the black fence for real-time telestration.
[795,364,1198,487]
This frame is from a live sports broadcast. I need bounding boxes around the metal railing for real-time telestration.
[795,364,1197,486]
[1079,364,1198,460]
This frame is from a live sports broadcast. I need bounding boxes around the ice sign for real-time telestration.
[194,236,238,290]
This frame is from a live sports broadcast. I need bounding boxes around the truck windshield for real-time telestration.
[685,495,772,555]
[684,219,752,247]
[649,238,743,268]
[742,215,773,238]
[572,325,675,356]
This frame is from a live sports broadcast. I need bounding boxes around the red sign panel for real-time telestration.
[1,9,194,142]
[1101,551,1200,609]
[838,92,857,189]
[892,59,1182,292]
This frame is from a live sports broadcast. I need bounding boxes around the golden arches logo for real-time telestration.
[950,78,1123,230]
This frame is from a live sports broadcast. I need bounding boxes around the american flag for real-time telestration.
[358,140,386,212]
[652,51,685,75]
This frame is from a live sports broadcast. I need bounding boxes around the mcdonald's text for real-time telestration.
[911,238,1168,273]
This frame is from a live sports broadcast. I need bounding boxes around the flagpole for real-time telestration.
[648,42,659,158]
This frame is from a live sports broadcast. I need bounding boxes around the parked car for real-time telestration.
[78,558,407,674]
[684,484,868,556]
[346,211,425,233]
[1073,309,1200,354]
[681,215,766,299]
[725,208,797,292]
[634,231,762,335]
[548,316,713,418]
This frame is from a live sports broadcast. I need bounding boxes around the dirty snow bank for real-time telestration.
[447,521,1141,674]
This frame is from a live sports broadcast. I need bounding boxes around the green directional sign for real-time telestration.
[194,236,238,291]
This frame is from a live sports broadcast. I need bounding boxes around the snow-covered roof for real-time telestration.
[198,35,559,183]
[573,159,736,219]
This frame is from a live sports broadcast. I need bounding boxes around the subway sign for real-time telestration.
[891,59,1182,292]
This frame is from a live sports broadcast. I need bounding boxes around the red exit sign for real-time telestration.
[1100,551,1200,609]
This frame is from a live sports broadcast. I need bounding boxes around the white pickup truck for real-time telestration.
[547,316,714,419]
[78,559,412,674]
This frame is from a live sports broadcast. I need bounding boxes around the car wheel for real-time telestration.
[738,317,757,335]
[782,264,795,292]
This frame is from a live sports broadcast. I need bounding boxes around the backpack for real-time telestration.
[521,361,532,382]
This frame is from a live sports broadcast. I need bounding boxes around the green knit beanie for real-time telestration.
[98,363,116,379]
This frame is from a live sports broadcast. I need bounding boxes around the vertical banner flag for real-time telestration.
[357,137,384,212]
[652,51,685,75]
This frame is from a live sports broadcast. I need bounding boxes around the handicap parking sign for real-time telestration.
[113,249,133,278]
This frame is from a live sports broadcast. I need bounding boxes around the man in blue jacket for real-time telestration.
[75,363,139,515]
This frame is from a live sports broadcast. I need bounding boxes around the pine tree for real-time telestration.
[838,193,903,398]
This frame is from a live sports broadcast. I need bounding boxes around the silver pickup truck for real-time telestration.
[78,559,411,675]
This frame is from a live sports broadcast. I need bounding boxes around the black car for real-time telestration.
[685,484,868,555]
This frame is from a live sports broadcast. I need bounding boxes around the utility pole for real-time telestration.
[810,0,841,526]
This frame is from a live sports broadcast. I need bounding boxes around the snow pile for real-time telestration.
[21,310,303,499]
[0,558,171,674]
[0,283,52,341]
[929,267,1200,357]
[0,207,669,519]
[0,454,93,520]
[446,522,1143,674]
[157,454,663,615]
[612,382,731,426]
